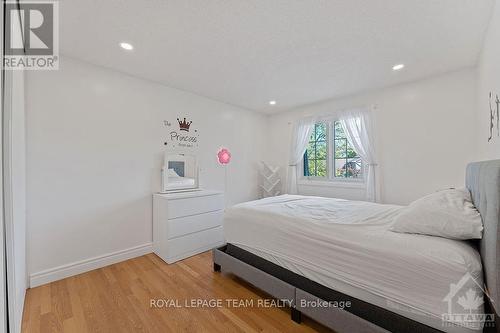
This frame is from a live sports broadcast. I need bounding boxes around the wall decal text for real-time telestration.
[163,117,199,149]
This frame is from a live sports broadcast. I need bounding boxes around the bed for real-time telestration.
[213,159,500,333]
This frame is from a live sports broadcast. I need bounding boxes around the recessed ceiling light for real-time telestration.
[120,42,134,51]
[269,100,277,105]
[392,64,405,71]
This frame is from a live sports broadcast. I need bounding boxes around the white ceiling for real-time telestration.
[60,0,494,113]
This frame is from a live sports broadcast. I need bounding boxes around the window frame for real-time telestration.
[300,120,365,186]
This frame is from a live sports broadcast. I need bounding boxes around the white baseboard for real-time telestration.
[29,243,153,288]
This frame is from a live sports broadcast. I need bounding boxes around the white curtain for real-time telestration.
[287,116,316,194]
[338,109,378,202]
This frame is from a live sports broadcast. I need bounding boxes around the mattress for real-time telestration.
[224,195,484,333]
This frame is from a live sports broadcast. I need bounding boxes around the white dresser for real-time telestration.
[153,190,225,264]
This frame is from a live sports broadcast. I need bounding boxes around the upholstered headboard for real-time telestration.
[466,160,500,314]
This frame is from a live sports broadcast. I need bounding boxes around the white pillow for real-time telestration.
[390,188,483,240]
[167,168,181,178]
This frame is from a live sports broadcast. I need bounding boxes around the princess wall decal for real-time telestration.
[163,116,199,148]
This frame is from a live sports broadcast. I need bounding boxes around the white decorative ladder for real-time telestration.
[260,162,281,198]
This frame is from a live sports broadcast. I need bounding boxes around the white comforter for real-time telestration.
[224,195,483,332]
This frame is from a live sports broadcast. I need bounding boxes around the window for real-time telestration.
[333,121,362,179]
[303,123,327,177]
[303,121,363,181]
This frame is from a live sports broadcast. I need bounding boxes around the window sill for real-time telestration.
[298,179,366,189]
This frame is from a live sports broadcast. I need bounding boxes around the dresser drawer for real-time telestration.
[165,226,224,262]
[167,194,224,219]
[168,210,223,239]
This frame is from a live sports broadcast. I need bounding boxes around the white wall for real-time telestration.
[266,69,478,205]
[477,0,500,159]
[26,56,266,283]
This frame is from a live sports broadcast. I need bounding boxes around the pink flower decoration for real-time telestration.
[217,148,231,165]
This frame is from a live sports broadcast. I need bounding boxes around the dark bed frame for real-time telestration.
[213,160,500,333]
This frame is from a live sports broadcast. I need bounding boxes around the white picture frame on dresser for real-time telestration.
[153,189,225,264]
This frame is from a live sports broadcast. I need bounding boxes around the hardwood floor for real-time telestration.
[22,251,332,332]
